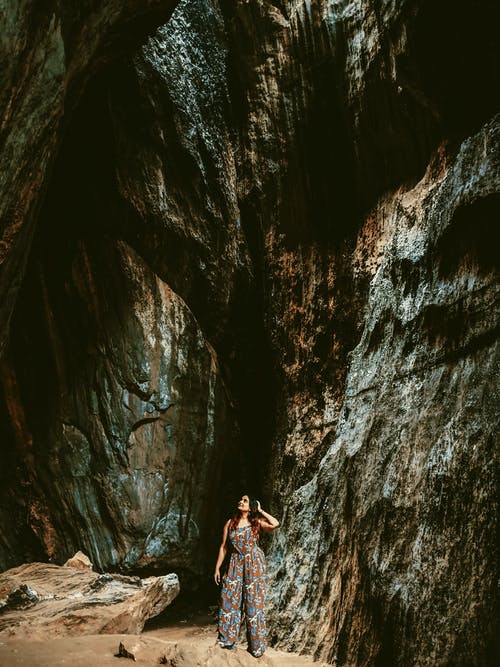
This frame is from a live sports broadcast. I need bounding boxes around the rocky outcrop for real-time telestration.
[0,0,498,665]
[0,560,179,637]
[201,2,497,664]
[64,550,93,570]
[0,0,261,579]
[0,239,236,578]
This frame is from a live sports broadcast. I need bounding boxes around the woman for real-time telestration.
[214,494,280,657]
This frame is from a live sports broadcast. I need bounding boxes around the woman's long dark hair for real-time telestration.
[229,495,261,537]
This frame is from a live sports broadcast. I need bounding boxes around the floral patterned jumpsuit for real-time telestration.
[217,524,267,657]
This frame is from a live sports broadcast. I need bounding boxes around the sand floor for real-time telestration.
[0,616,329,666]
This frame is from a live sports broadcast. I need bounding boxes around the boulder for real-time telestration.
[63,551,93,571]
[0,562,179,639]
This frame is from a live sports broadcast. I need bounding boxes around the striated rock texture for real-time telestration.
[219,1,498,664]
[0,560,179,638]
[0,0,247,583]
[0,236,236,579]
[266,121,499,665]
[0,0,498,666]
[0,0,266,582]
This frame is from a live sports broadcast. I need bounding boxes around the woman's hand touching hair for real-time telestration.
[256,502,280,532]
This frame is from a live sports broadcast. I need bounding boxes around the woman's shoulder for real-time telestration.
[224,518,235,533]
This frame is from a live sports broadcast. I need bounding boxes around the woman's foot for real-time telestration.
[248,648,265,658]
[217,641,236,651]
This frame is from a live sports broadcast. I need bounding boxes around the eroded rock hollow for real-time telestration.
[0,0,498,665]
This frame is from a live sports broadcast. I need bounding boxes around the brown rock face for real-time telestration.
[0,0,263,582]
[266,120,499,665]
[0,0,498,665]
[64,550,93,570]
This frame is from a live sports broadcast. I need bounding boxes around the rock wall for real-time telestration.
[0,0,238,580]
[1,236,236,580]
[0,0,498,665]
[266,121,499,665]
[218,2,498,665]
[204,2,498,663]
[0,0,264,581]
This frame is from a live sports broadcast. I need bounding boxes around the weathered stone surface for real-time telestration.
[266,118,499,666]
[0,239,236,578]
[64,551,93,571]
[0,0,253,579]
[110,1,248,343]
[205,2,498,663]
[0,561,179,638]
[106,0,275,491]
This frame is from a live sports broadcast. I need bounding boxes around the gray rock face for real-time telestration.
[0,0,498,665]
[266,118,499,665]
[0,0,269,579]
[0,0,242,582]
[109,0,251,355]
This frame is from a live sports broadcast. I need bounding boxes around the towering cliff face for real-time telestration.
[266,121,499,665]
[217,2,499,665]
[0,0,244,581]
[0,0,498,665]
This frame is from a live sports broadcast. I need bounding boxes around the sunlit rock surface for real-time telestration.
[0,634,329,667]
[0,560,179,637]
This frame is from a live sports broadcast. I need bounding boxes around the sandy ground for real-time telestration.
[0,616,329,666]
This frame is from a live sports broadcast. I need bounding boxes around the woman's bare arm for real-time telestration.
[214,520,230,584]
[257,501,280,532]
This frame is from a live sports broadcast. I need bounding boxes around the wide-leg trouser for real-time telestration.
[217,548,266,657]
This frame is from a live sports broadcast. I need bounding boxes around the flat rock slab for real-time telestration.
[0,633,331,666]
[0,562,179,638]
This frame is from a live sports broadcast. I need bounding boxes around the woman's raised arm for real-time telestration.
[257,501,280,532]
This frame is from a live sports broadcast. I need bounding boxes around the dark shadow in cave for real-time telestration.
[437,194,500,278]
[413,0,500,146]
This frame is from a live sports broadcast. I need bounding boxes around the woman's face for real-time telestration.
[237,495,250,512]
